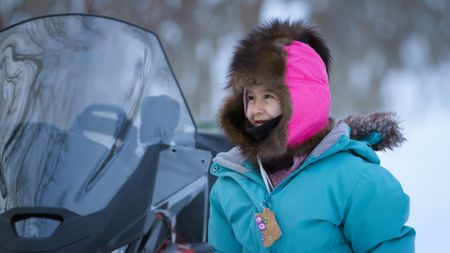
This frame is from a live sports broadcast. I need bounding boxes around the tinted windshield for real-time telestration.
[0,15,195,215]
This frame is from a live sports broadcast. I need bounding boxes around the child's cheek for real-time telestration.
[245,106,253,120]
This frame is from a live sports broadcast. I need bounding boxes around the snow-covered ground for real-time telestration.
[379,111,450,253]
[379,62,450,253]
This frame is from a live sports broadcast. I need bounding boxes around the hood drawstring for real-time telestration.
[257,155,274,193]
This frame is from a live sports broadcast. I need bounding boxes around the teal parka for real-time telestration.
[208,123,415,253]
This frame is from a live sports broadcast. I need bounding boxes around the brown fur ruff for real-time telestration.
[218,19,333,172]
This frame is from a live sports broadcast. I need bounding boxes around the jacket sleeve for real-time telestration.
[208,181,243,253]
[343,166,416,252]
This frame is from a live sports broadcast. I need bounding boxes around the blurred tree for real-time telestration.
[304,0,450,115]
[0,0,263,126]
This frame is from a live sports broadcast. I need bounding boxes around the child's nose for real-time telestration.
[252,100,265,114]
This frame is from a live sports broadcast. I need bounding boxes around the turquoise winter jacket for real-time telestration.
[208,124,415,253]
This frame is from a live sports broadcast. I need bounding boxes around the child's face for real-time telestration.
[245,85,281,127]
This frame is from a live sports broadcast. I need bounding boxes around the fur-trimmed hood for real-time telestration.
[218,19,405,171]
[219,19,332,168]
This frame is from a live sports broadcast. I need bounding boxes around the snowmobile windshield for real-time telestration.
[0,15,196,216]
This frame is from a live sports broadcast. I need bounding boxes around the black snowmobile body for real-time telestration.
[0,14,212,253]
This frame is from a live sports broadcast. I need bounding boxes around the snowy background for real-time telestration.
[1,0,450,251]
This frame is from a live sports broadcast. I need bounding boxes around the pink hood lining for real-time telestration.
[283,41,330,148]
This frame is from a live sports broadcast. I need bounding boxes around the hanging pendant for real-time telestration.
[255,207,282,247]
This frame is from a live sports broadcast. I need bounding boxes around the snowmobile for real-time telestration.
[0,14,214,253]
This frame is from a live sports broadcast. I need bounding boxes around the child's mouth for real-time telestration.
[255,120,267,126]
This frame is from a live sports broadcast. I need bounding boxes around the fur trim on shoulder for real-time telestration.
[341,112,406,151]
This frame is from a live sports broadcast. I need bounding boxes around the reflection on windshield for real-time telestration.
[0,15,195,215]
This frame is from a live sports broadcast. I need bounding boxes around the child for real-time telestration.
[208,19,415,252]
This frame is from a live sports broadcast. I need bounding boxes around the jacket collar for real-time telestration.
[211,122,351,177]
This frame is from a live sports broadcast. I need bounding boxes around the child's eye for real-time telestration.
[265,94,275,99]
[248,95,255,100]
